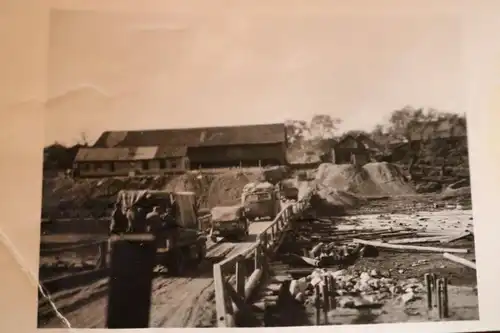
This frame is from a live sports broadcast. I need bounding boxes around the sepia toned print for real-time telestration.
[38,8,477,329]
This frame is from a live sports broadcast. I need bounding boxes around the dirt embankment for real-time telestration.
[315,162,416,197]
[42,169,265,219]
[297,162,417,217]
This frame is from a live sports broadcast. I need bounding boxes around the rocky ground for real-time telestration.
[267,193,478,326]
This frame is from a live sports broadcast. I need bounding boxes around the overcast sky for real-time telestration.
[45,4,466,146]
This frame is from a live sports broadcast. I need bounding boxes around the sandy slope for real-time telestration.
[39,221,274,329]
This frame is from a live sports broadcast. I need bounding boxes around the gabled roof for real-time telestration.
[75,147,159,162]
[75,145,188,162]
[93,123,286,148]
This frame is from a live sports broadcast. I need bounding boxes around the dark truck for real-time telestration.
[110,190,208,275]
[241,181,282,221]
[209,205,249,242]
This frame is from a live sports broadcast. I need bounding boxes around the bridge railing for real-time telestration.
[213,199,308,327]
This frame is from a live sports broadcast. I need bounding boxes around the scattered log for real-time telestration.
[440,231,473,244]
[443,253,476,270]
[309,242,325,257]
[291,254,320,267]
[352,239,469,254]
[388,236,449,244]
[244,268,263,300]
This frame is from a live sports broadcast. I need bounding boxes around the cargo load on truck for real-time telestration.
[209,205,249,242]
[109,189,207,276]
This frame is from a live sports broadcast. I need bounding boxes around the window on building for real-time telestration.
[170,160,177,169]
[142,160,149,170]
[94,162,102,169]
[159,159,166,169]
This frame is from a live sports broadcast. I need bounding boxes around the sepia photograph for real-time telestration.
[38,5,477,329]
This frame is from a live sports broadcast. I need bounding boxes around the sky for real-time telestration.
[45,4,466,146]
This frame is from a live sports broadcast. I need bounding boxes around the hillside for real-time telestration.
[41,169,263,219]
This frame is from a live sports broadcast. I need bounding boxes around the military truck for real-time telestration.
[241,182,281,221]
[209,205,249,242]
[110,189,207,275]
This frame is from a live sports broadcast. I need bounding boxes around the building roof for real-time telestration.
[155,145,188,158]
[93,123,286,148]
[74,145,189,162]
[355,134,383,151]
[75,147,159,162]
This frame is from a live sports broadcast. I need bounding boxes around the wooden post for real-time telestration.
[106,235,156,328]
[254,246,261,270]
[322,277,329,324]
[442,277,449,318]
[425,273,432,310]
[314,284,321,325]
[432,274,439,308]
[437,279,444,318]
[236,260,246,298]
[97,241,108,269]
[262,233,268,254]
[328,275,336,309]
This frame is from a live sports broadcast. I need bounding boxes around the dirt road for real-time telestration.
[39,220,274,328]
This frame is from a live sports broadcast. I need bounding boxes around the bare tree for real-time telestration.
[79,132,90,147]
[285,119,309,146]
[308,114,342,139]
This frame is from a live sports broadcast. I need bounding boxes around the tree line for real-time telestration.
[286,106,466,146]
[286,106,468,168]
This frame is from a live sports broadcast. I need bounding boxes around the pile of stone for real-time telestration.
[289,268,424,309]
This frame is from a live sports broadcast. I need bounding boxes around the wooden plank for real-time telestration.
[443,253,476,269]
[440,232,473,244]
[388,236,449,244]
[110,234,155,242]
[40,268,108,295]
[353,239,469,254]
[213,264,230,327]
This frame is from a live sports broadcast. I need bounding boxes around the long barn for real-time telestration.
[73,123,287,177]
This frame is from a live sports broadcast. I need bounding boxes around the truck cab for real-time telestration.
[241,182,281,221]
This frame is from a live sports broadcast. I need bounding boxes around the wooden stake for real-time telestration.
[314,284,321,325]
[322,277,329,324]
[425,273,432,310]
[433,274,439,308]
[442,277,449,318]
[328,275,336,309]
[437,279,444,318]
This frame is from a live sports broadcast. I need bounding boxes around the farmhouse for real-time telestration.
[330,134,371,165]
[73,123,287,177]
